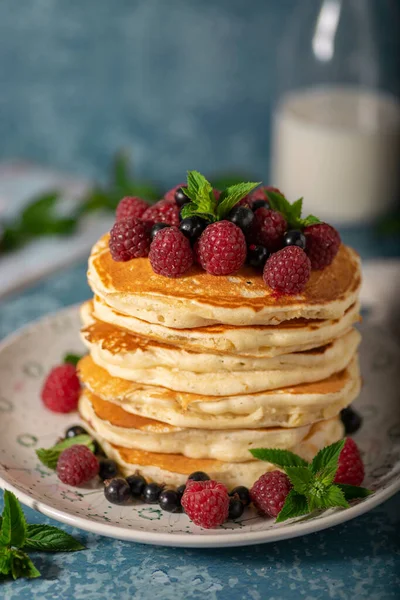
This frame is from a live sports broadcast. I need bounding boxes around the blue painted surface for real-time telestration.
[0,229,399,599]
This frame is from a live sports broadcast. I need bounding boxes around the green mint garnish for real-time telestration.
[267,190,321,229]
[63,353,83,367]
[36,434,95,470]
[0,491,84,581]
[180,170,260,222]
[250,439,373,522]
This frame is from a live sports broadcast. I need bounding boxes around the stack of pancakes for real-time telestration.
[78,234,362,489]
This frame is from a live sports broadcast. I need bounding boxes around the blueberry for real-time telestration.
[247,245,269,269]
[65,425,88,439]
[283,229,306,250]
[179,216,208,242]
[176,484,186,499]
[98,458,118,481]
[228,206,254,232]
[228,498,244,520]
[229,485,251,507]
[104,477,131,504]
[175,186,190,207]
[150,223,169,241]
[159,489,182,513]
[143,482,163,503]
[126,474,146,498]
[187,471,210,482]
[251,199,269,211]
[340,406,363,434]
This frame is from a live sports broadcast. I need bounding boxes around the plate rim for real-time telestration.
[0,304,399,548]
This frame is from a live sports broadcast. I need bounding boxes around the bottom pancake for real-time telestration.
[81,415,344,489]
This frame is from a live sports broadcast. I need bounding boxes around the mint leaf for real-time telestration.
[302,214,321,227]
[284,466,314,495]
[0,548,12,576]
[337,484,373,500]
[183,171,217,220]
[276,490,309,523]
[266,191,293,218]
[310,439,345,485]
[36,434,94,469]
[216,181,260,219]
[250,448,308,468]
[266,190,321,229]
[291,198,303,220]
[24,525,85,552]
[63,353,82,367]
[180,203,214,222]
[186,170,211,201]
[308,483,349,512]
[0,491,27,548]
[10,550,40,580]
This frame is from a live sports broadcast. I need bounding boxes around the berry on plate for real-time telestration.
[116,196,149,221]
[187,471,210,482]
[251,208,287,251]
[181,479,229,528]
[304,223,341,269]
[159,489,182,513]
[57,445,99,486]
[263,246,311,294]
[104,477,132,504]
[250,471,292,518]
[334,438,365,486]
[142,199,180,227]
[126,474,147,497]
[109,217,150,261]
[143,482,163,503]
[149,226,193,277]
[340,406,363,435]
[41,364,80,413]
[197,221,247,276]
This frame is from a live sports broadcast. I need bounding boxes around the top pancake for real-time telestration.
[88,235,361,328]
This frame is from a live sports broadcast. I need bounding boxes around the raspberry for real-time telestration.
[149,226,193,277]
[41,364,80,413]
[142,200,180,226]
[115,196,149,221]
[164,183,186,203]
[304,223,341,270]
[181,479,229,528]
[263,246,311,294]
[334,438,365,486]
[251,208,287,251]
[250,470,292,518]
[197,221,246,275]
[57,445,99,486]
[109,217,150,261]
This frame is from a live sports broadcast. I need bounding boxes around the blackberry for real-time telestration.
[126,474,146,498]
[187,471,210,482]
[104,477,131,504]
[159,489,182,513]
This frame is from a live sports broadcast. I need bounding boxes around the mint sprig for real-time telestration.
[0,491,84,580]
[267,190,321,229]
[36,434,95,470]
[250,439,373,522]
[63,353,83,367]
[180,170,260,222]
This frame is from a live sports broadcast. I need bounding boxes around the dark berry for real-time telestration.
[284,230,306,250]
[92,440,106,457]
[143,482,163,503]
[247,244,269,269]
[251,199,269,211]
[179,216,208,243]
[98,458,118,481]
[175,187,190,207]
[159,489,182,513]
[65,425,88,439]
[187,471,210,482]
[104,477,132,504]
[176,484,186,499]
[229,485,251,506]
[126,474,146,498]
[228,498,244,520]
[150,223,169,241]
[228,206,254,232]
[340,406,363,434]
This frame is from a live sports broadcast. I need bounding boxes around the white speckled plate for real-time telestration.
[0,299,399,547]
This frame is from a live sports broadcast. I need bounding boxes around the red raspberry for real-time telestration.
[142,200,180,226]
[250,470,292,518]
[251,208,287,251]
[197,221,246,275]
[57,445,99,486]
[115,196,149,221]
[304,223,341,270]
[263,246,311,294]
[164,183,186,203]
[334,438,364,486]
[149,226,193,277]
[41,364,80,413]
[109,217,150,261]
[181,479,229,528]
